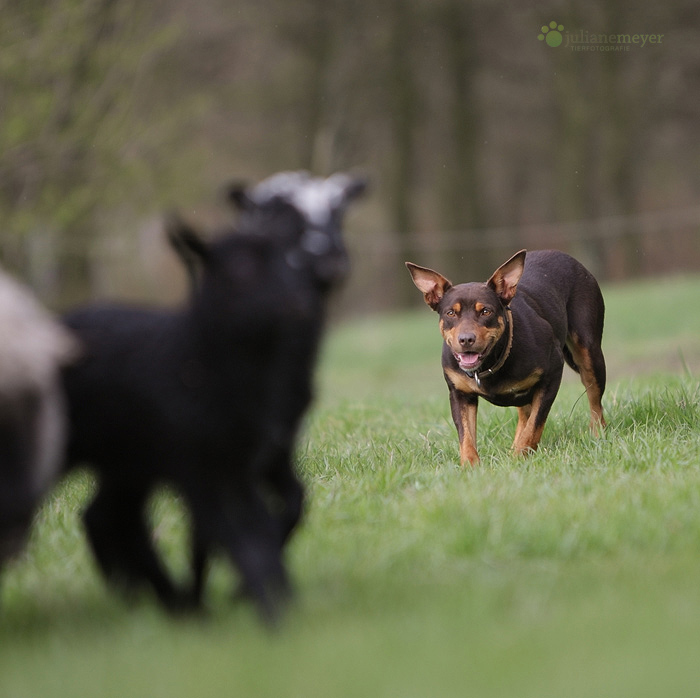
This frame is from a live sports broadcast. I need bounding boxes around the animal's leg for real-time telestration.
[567,335,607,435]
[511,373,562,455]
[84,480,189,610]
[449,390,479,466]
[188,452,302,608]
[513,404,531,448]
[189,485,290,624]
[264,450,305,544]
[189,535,209,607]
[564,281,606,435]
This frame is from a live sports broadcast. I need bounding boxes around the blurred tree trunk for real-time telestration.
[295,0,334,172]
[599,56,641,279]
[598,0,652,279]
[436,1,487,280]
[550,24,604,277]
[388,0,421,306]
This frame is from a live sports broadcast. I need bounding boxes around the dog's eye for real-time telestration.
[445,309,456,317]
[480,308,492,317]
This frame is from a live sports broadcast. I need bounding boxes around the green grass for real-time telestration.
[2,275,700,697]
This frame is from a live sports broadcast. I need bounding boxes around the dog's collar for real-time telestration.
[466,307,514,388]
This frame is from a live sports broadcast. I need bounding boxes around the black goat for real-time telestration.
[0,269,78,568]
[62,172,365,620]
[184,171,367,601]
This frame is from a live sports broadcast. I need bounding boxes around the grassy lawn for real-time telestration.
[2,275,700,697]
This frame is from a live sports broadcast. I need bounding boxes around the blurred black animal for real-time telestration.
[176,171,367,605]
[62,171,365,620]
[0,269,78,569]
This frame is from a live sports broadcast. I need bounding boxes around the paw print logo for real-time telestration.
[538,21,564,47]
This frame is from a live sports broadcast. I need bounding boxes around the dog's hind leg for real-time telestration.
[84,479,187,610]
[512,372,563,455]
[566,334,606,435]
[513,403,531,448]
[565,279,606,435]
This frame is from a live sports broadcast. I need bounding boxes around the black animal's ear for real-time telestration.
[326,173,369,208]
[487,249,526,305]
[405,262,452,311]
[166,213,208,259]
[343,176,369,203]
[225,181,254,211]
[166,213,209,290]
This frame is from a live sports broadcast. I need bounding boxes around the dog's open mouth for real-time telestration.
[454,351,482,371]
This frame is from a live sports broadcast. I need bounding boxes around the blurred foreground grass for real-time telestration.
[1,275,700,698]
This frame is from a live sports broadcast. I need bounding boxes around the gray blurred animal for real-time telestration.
[0,269,79,566]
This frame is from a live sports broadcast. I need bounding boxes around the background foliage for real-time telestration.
[2,0,700,309]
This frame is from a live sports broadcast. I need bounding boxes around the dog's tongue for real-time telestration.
[456,352,480,369]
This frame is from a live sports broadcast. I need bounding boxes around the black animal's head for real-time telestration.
[166,215,313,340]
[406,251,526,374]
[227,171,367,290]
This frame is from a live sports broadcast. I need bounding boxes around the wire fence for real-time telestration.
[10,205,700,312]
[341,205,700,312]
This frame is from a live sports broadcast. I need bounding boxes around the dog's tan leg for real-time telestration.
[568,342,606,435]
[511,385,556,456]
[580,365,606,435]
[458,401,479,466]
[513,404,531,448]
[449,391,479,466]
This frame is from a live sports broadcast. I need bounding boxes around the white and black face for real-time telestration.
[238,171,367,288]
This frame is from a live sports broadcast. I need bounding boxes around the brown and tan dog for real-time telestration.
[406,250,606,465]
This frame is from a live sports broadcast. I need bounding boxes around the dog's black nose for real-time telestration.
[458,332,476,347]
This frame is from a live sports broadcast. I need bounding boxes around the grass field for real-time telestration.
[2,275,700,697]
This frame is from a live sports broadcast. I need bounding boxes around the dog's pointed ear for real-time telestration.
[405,262,452,310]
[487,249,526,305]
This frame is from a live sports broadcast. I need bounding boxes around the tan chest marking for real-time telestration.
[444,366,483,395]
[445,366,543,398]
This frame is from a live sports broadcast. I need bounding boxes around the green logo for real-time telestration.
[538,21,564,47]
